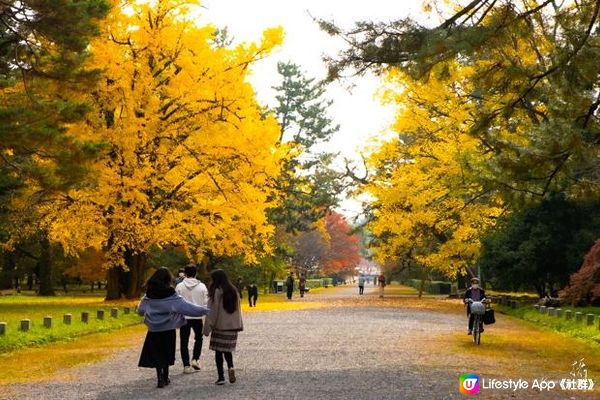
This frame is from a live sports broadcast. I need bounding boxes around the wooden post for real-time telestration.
[20,319,30,331]
[111,308,118,318]
[547,307,555,316]
[43,316,52,328]
[63,314,72,325]
[565,310,572,320]
[97,309,105,320]
[556,308,563,318]
[0,322,6,335]
[81,312,89,323]
[540,306,547,314]
[575,312,583,323]
[124,307,130,315]
[586,314,594,326]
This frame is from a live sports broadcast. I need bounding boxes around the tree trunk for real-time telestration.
[418,277,426,299]
[0,251,16,289]
[37,237,55,296]
[125,250,146,299]
[105,267,123,300]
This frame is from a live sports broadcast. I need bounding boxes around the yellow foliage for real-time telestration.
[26,0,286,268]
[364,62,504,278]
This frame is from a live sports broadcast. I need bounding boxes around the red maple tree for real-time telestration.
[561,239,600,306]
[320,212,361,275]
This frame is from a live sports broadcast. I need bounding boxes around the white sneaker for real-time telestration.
[191,359,200,370]
[183,366,194,374]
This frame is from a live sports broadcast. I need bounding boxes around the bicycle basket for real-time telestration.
[470,301,486,315]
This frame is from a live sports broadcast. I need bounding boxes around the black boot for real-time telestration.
[163,367,170,386]
[156,368,164,388]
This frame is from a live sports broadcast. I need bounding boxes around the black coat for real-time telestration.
[464,287,486,301]
[247,284,258,296]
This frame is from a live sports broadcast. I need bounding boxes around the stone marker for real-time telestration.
[575,312,583,323]
[512,300,519,309]
[97,309,105,320]
[534,304,540,311]
[63,314,72,325]
[587,314,595,326]
[556,308,563,318]
[565,310,572,320]
[81,312,89,323]
[540,306,547,314]
[0,322,6,335]
[20,319,30,331]
[43,316,52,328]
[111,308,118,318]
[124,307,130,315]
[548,307,555,316]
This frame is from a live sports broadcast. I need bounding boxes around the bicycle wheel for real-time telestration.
[473,316,481,345]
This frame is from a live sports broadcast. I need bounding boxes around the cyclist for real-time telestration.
[464,277,486,335]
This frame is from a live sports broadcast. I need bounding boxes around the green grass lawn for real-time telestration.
[0,294,141,354]
[497,303,600,349]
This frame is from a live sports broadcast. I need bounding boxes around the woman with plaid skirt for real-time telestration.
[203,269,244,385]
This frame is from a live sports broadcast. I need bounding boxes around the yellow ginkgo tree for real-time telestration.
[30,0,286,298]
[364,62,503,279]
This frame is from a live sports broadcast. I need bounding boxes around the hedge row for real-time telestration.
[303,278,333,289]
[406,279,452,295]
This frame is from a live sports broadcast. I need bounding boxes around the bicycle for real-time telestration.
[466,298,489,345]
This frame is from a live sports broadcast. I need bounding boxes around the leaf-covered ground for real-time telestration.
[1,285,598,399]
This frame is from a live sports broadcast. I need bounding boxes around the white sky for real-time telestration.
[196,0,428,218]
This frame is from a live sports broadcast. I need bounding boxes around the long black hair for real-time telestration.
[208,269,238,314]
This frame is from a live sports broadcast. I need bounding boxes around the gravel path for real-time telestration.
[2,287,592,399]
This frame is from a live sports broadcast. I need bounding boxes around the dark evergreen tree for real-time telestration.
[269,61,343,233]
[479,196,600,297]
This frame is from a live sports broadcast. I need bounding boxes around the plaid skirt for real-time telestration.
[209,329,238,352]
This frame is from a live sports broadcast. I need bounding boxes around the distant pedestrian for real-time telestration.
[235,277,244,297]
[137,267,209,388]
[174,268,185,286]
[299,273,307,298]
[175,264,208,374]
[247,283,258,307]
[358,274,365,295]
[203,269,244,385]
[286,271,295,300]
[378,273,386,298]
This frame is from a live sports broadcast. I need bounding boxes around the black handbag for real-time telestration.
[483,309,496,325]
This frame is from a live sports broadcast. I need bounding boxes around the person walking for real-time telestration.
[378,273,386,298]
[235,277,244,297]
[358,274,365,295]
[174,268,185,286]
[203,269,243,385]
[286,271,295,300]
[299,273,307,298]
[175,264,208,373]
[137,267,210,388]
[247,283,258,307]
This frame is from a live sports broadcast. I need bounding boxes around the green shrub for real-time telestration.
[404,279,451,294]
[305,279,323,289]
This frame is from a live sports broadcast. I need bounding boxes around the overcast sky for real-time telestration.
[196,0,428,218]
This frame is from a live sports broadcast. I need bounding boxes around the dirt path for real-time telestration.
[3,286,599,399]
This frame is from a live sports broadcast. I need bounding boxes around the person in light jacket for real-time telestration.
[203,269,243,385]
[137,267,210,388]
[175,264,208,373]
